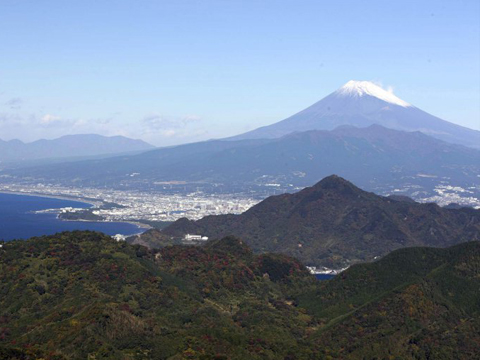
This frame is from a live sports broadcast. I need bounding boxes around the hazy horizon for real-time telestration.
[1,0,479,146]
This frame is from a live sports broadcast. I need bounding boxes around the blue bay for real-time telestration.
[0,193,144,241]
[315,274,335,280]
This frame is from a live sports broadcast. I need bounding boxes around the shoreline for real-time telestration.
[0,190,100,208]
[55,215,152,231]
[0,190,150,234]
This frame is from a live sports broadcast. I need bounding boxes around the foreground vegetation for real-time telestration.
[0,231,479,359]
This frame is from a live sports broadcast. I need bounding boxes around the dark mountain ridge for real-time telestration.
[155,175,480,267]
[4,125,479,204]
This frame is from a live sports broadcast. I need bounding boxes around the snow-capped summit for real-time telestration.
[335,80,411,108]
[228,80,480,149]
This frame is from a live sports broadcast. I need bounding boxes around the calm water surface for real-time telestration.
[0,193,143,241]
[315,274,335,280]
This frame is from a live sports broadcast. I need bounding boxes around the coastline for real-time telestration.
[0,190,150,234]
[55,214,152,232]
[0,190,100,208]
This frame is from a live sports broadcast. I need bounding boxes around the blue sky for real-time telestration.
[0,0,479,145]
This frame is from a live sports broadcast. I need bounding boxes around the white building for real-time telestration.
[112,234,127,242]
[184,234,209,241]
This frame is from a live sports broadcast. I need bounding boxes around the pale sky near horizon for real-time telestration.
[0,0,479,146]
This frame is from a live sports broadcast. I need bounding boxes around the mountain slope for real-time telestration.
[4,125,480,204]
[229,80,480,149]
[0,231,317,359]
[0,134,154,163]
[297,241,480,359]
[154,175,480,267]
[1,231,479,359]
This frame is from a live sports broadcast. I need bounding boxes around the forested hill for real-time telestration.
[0,231,316,359]
[153,175,480,268]
[0,232,479,359]
[296,241,480,359]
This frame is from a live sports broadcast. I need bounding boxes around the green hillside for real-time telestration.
[0,231,317,359]
[297,242,480,359]
[0,231,479,359]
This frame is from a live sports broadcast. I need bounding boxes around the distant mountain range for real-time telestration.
[136,175,480,268]
[1,231,479,359]
[0,134,154,163]
[229,80,480,149]
[5,124,479,204]
[2,80,479,207]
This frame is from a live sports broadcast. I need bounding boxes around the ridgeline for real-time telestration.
[140,175,480,268]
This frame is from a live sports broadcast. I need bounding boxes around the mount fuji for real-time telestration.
[229,80,480,149]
